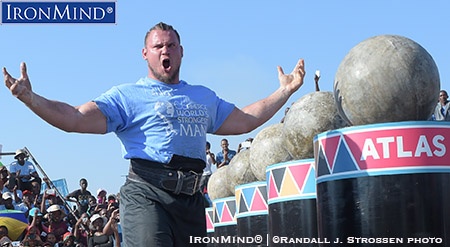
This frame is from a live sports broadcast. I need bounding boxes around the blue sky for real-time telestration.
[1,0,449,195]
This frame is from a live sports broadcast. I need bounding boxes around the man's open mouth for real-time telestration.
[163,59,171,69]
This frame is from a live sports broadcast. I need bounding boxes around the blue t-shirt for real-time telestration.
[216,150,237,166]
[94,77,235,164]
[9,160,37,182]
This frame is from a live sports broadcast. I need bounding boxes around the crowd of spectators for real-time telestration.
[0,149,121,247]
[2,139,253,246]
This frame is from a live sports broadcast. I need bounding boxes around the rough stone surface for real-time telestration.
[282,91,347,160]
[250,123,292,181]
[207,165,233,201]
[334,34,440,125]
[226,149,257,193]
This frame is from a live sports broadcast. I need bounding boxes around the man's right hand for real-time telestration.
[3,62,34,105]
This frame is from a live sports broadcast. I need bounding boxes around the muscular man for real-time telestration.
[4,22,305,247]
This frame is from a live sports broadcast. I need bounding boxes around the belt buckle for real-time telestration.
[170,170,201,196]
[187,170,200,196]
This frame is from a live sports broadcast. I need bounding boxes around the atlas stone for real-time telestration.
[334,34,440,126]
[282,91,347,160]
[226,149,257,193]
[250,123,292,181]
[207,165,234,201]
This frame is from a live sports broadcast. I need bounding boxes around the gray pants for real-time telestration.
[120,177,206,247]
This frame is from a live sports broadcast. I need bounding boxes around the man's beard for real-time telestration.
[149,65,180,84]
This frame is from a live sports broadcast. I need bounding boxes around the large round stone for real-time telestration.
[227,149,257,193]
[250,123,292,181]
[334,35,440,125]
[282,91,347,160]
[207,165,233,201]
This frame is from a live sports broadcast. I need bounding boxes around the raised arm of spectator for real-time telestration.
[207,151,216,165]
[33,194,39,206]
[65,193,78,204]
[103,208,119,236]
[210,153,216,165]
[30,209,39,227]
[40,191,48,214]
[12,185,20,204]
[74,213,89,242]
[74,217,82,240]
[114,229,121,247]
[42,177,52,189]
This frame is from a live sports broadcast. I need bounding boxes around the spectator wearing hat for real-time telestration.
[0,192,22,211]
[105,194,118,218]
[8,149,41,192]
[40,188,63,215]
[3,185,20,204]
[41,177,69,216]
[17,190,35,214]
[46,205,68,242]
[88,214,113,247]
[27,207,48,242]
[26,208,48,242]
[96,189,107,207]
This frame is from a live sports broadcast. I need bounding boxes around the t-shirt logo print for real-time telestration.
[174,97,209,137]
[154,101,177,135]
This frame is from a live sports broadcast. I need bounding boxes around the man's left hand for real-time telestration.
[277,59,305,96]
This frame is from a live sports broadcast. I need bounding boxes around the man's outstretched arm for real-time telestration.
[4,62,107,134]
[216,59,305,135]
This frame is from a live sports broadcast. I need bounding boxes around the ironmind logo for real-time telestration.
[1,1,116,24]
